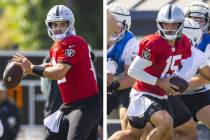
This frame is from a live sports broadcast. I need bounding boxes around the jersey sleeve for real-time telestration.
[123,38,139,65]
[138,39,156,63]
[194,48,209,69]
[178,48,208,82]
[57,40,85,66]
[182,35,192,59]
[204,44,210,61]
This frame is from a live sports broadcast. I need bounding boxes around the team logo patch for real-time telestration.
[65,48,75,57]
[142,49,151,60]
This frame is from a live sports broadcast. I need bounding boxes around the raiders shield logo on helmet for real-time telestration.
[65,48,75,57]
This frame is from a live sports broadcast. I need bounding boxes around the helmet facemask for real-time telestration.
[184,1,209,32]
[157,21,184,40]
[156,4,185,41]
[187,13,209,32]
[46,20,75,41]
[183,18,203,47]
[108,4,131,42]
[111,20,128,42]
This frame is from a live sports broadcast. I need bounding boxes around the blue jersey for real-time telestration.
[197,33,210,56]
[107,31,135,74]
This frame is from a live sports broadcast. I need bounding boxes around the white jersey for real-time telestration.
[200,43,210,91]
[122,37,139,65]
[203,44,210,59]
[193,33,210,93]
[177,47,209,94]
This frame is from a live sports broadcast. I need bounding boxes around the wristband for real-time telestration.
[107,81,120,92]
[32,65,45,77]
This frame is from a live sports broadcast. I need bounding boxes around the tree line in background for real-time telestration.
[0,0,102,50]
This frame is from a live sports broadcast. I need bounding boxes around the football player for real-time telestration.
[109,4,192,140]
[107,11,118,38]
[168,18,205,140]
[184,1,209,33]
[12,5,102,140]
[145,15,210,140]
[107,4,138,130]
[183,1,210,128]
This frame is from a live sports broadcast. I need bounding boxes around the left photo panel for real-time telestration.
[0,1,103,140]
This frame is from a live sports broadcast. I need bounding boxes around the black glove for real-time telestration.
[107,81,120,93]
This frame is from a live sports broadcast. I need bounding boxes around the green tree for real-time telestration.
[69,0,103,49]
[0,0,102,50]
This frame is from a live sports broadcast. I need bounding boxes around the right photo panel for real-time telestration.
[107,0,210,140]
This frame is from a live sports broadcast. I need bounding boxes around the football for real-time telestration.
[169,76,189,93]
[3,62,23,89]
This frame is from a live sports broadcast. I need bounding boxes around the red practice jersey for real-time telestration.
[50,35,98,104]
[133,33,191,96]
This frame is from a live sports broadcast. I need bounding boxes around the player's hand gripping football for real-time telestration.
[12,54,34,75]
[156,78,179,96]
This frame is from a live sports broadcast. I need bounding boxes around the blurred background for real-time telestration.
[107,0,210,140]
[0,0,102,140]
[108,0,210,38]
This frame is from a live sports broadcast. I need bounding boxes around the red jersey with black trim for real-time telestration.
[133,33,192,96]
[50,35,98,104]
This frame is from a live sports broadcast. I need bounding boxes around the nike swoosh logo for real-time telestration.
[69,45,76,48]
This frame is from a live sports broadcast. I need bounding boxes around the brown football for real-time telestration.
[169,76,189,93]
[3,62,23,89]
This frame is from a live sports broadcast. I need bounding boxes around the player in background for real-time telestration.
[12,5,102,140]
[0,82,20,140]
[107,4,138,130]
[165,16,210,140]
[208,8,210,33]
[179,1,210,129]
[163,3,210,140]
[185,1,209,33]
[107,11,118,39]
[166,18,204,140]
[108,4,192,140]
[208,8,210,32]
